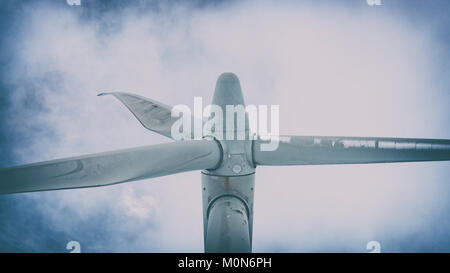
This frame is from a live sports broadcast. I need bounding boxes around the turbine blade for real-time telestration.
[98,92,198,139]
[0,140,221,194]
[253,135,450,165]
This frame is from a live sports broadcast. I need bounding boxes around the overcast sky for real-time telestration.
[0,0,449,252]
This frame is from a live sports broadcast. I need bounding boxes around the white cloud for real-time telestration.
[6,0,449,252]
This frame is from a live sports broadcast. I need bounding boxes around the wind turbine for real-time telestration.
[0,72,449,253]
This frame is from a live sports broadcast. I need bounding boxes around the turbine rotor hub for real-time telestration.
[203,136,256,176]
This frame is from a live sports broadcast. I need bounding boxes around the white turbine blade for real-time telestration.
[98,92,199,139]
[254,135,450,166]
[0,140,221,194]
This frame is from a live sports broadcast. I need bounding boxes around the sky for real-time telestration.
[0,0,449,252]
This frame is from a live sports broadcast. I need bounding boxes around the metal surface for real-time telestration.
[0,72,449,252]
[201,173,255,253]
[98,92,200,139]
[254,135,450,165]
[0,140,221,194]
[203,73,255,177]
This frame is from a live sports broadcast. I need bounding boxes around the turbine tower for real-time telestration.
[1,73,449,253]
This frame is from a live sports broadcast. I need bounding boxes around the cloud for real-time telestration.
[0,0,449,252]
